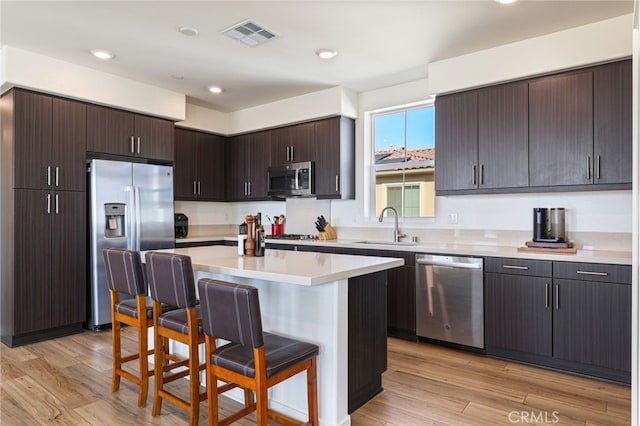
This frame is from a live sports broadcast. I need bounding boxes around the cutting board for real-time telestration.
[517,246,577,255]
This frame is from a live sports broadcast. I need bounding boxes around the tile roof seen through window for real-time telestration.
[374,147,434,164]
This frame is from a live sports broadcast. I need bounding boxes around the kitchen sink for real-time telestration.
[353,240,419,247]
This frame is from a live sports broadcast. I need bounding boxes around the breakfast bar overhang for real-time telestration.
[149,245,404,426]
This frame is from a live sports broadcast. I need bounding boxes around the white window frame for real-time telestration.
[367,100,435,220]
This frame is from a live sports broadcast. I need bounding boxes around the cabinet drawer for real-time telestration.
[484,257,552,277]
[553,262,631,284]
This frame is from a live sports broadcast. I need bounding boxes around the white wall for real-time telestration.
[176,103,230,135]
[429,14,632,94]
[0,46,185,120]
[229,86,357,134]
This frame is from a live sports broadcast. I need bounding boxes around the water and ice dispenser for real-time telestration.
[105,203,125,238]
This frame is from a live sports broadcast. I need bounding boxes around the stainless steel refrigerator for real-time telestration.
[87,159,174,331]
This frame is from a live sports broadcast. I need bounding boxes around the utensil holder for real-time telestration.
[318,223,337,240]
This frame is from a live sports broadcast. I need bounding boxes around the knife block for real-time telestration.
[318,223,337,240]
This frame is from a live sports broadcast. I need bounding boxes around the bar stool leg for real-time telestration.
[111,317,121,392]
[188,313,200,426]
[307,358,318,425]
[137,321,149,407]
[152,308,164,417]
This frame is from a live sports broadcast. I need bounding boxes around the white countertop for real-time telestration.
[258,237,632,265]
[174,235,632,265]
[148,245,405,286]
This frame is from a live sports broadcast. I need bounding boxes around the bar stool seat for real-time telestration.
[114,297,175,319]
[211,332,318,379]
[156,306,204,335]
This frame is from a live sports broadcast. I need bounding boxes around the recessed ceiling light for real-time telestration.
[208,86,223,94]
[495,0,517,4]
[316,48,337,60]
[179,26,200,37]
[90,49,114,60]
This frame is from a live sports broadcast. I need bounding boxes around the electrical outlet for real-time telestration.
[447,213,459,224]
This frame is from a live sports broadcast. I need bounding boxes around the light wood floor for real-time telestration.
[0,328,631,425]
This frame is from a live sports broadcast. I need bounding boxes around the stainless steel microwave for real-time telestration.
[268,161,315,197]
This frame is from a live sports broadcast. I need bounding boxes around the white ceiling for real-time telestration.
[1,1,632,112]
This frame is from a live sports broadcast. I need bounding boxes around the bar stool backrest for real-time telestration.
[145,252,197,309]
[103,248,146,296]
[198,279,264,349]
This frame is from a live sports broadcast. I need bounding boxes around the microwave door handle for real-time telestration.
[295,169,300,190]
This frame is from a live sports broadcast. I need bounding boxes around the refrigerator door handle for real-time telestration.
[134,186,142,251]
[126,186,136,250]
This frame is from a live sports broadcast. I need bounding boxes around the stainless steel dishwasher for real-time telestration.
[415,254,484,349]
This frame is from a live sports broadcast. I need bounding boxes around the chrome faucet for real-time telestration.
[378,206,406,243]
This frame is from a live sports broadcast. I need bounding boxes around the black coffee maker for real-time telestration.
[175,213,188,239]
[533,208,566,243]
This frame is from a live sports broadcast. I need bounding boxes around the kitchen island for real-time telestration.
[148,245,404,426]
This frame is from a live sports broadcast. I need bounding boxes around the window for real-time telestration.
[372,104,435,218]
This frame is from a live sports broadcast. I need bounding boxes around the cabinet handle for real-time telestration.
[55,167,59,187]
[193,181,197,195]
[137,137,141,154]
[472,165,477,185]
[596,155,601,180]
[131,136,135,153]
[555,285,559,310]
[286,146,290,162]
[244,182,248,196]
[248,181,252,196]
[480,164,484,185]
[335,175,339,192]
[291,145,294,161]
[46,193,51,214]
[545,283,550,308]
[47,166,51,186]
[576,270,608,277]
[55,194,59,214]
[502,265,529,270]
[586,156,591,180]
[197,181,201,195]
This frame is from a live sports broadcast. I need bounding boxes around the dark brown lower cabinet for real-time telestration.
[2,189,85,346]
[485,257,631,384]
[553,279,631,374]
[485,273,552,357]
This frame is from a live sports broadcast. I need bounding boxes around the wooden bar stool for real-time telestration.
[145,252,206,426]
[103,248,163,407]
[198,278,319,426]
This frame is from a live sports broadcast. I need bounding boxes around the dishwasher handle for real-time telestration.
[416,258,483,269]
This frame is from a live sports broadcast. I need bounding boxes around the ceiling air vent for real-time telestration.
[222,20,277,47]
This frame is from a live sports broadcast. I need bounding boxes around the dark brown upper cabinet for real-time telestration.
[478,82,529,189]
[314,116,355,199]
[225,130,272,201]
[270,121,315,164]
[593,60,632,185]
[87,104,174,162]
[174,128,225,201]
[13,90,86,192]
[436,59,631,194]
[435,91,478,192]
[529,69,594,187]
